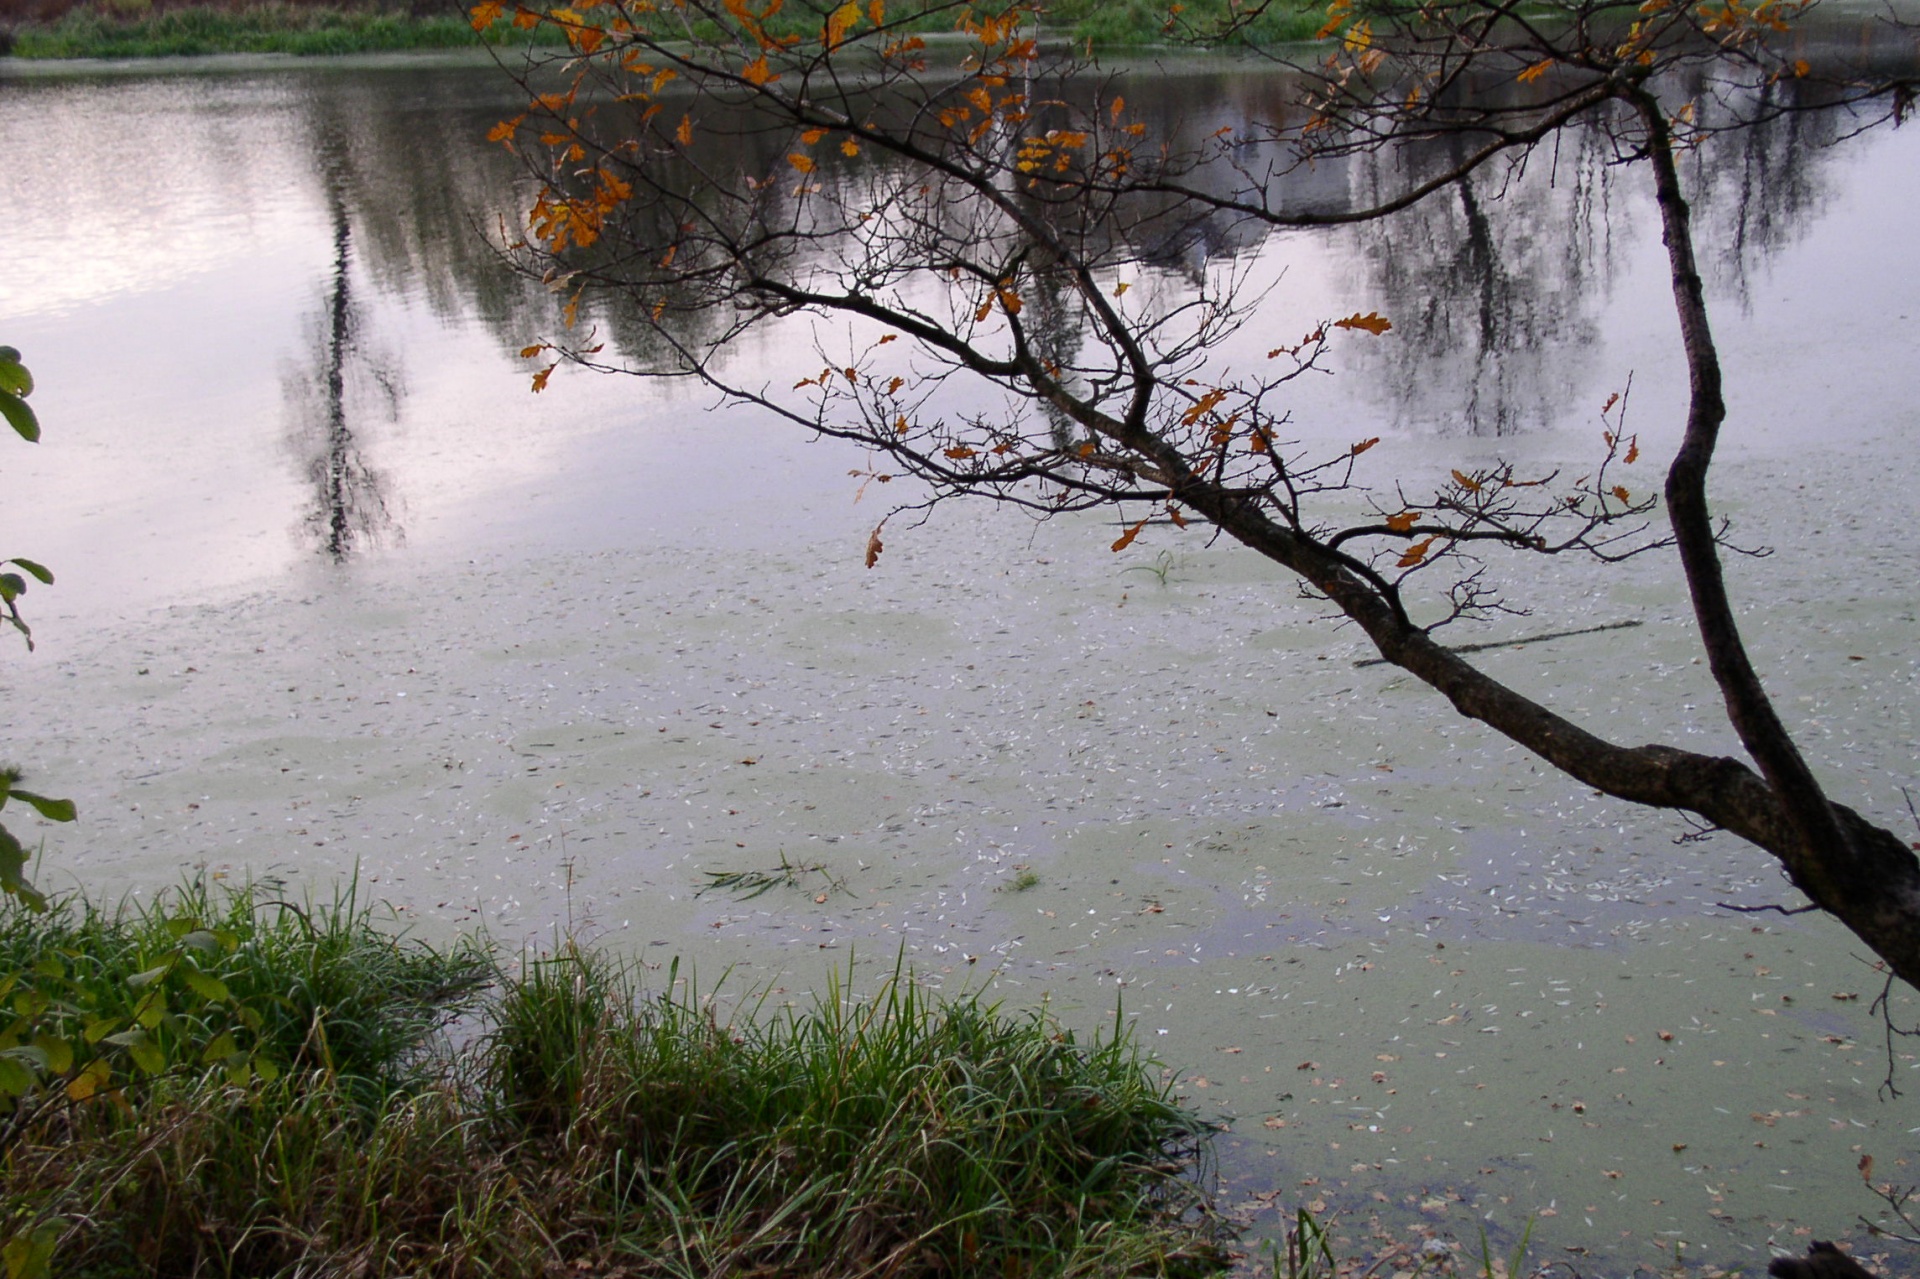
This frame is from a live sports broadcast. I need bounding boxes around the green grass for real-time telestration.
[0,0,1324,59]
[4,3,567,58]
[0,886,1227,1278]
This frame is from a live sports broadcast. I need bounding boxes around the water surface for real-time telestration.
[3,45,1918,1271]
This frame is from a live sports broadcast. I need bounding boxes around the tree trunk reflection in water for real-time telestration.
[284,135,403,562]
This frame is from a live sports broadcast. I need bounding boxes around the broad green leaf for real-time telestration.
[30,955,63,981]
[0,1056,34,1099]
[200,1031,239,1065]
[0,822,46,912]
[10,791,75,824]
[0,350,29,397]
[8,559,51,585]
[11,989,50,1020]
[33,1034,72,1075]
[179,929,220,953]
[253,1055,280,1083]
[82,1017,119,1045]
[126,1032,165,1076]
[126,964,171,991]
[3,1044,51,1073]
[66,1057,110,1101]
[1,1219,61,1279]
[0,391,39,444]
[0,576,21,603]
[180,969,229,1003]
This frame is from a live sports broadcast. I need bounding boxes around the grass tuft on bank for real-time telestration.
[0,883,1226,1278]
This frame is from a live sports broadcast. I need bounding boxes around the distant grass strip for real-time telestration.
[2,0,1324,59]
[0,885,1226,1278]
[5,3,566,58]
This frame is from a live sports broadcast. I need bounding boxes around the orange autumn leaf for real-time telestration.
[943,445,977,459]
[824,0,860,48]
[1316,0,1351,40]
[1397,536,1436,567]
[741,55,777,85]
[1451,469,1481,493]
[1517,58,1552,83]
[1110,95,1126,120]
[1166,504,1189,529]
[868,0,884,21]
[1333,311,1392,336]
[676,114,694,144]
[787,152,816,173]
[865,519,886,568]
[1624,439,1640,464]
[1385,510,1417,533]
[974,300,993,323]
[531,363,557,392]
[841,137,860,156]
[1113,281,1130,296]
[1612,485,1631,502]
[470,0,505,28]
[1350,436,1379,456]
[1179,387,1229,427]
[1110,519,1147,553]
[801,127,827,144]
[519,344,547,358]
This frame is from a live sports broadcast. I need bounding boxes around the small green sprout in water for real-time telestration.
[698,850,845,900]
[997,868,1041,893]
[1122,548,1179,587]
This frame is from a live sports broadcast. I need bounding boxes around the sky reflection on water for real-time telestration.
[2,51,1917,632]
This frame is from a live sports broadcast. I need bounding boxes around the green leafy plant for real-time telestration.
[0,347,69,916]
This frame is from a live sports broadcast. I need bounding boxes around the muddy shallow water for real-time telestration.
[4,50,1919,1273]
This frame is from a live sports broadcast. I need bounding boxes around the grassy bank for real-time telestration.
[1,3,560,57]
[0,882,1226,1278]
[0,0,1324,60]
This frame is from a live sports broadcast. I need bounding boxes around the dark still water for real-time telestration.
[3,40,1919,1271]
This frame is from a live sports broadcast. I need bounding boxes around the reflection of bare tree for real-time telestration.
[1330,74,1854,436]
[282,166,403,561]
[1339,118,1621,436]
[1682,76,1850,309]
[266,56,1868,461]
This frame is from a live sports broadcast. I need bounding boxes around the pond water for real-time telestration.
[4,39,1920,1272]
